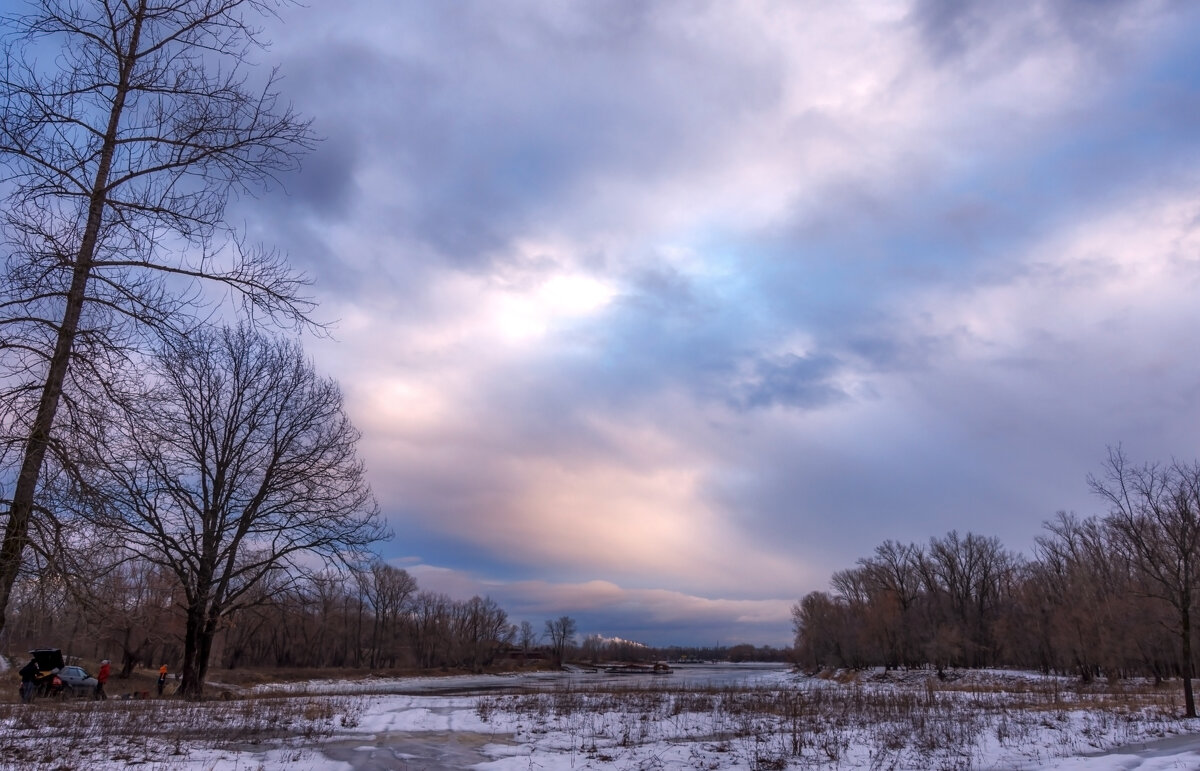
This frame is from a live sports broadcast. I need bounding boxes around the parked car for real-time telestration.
[55,665,97,697]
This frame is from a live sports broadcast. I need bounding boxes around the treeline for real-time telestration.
[794,450,1200,716]
[793,522,1175,677]
[3,555,524,675]
[2,552,787,675]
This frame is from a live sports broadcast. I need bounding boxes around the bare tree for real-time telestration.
[361,561,417,668]
[916,531,1018,669]
[1030,512,1144,681]
[1091,447,1200,718]
[544,615,576,668]
[453,596,511,672]
[518,620,537,649]
[0,0,317,638]
[828,566,876,668]
[81,325,384,698]
[409,591,453,669]
[580,633,604,664]
[857,540,922,668]
[792,590,846,671]
[517,620,537,664]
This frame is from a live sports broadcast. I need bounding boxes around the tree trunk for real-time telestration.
[0,253,96,634]
[180,607,207,699]
[355,598,364,668]
[119,627,141,678]
[1183,602,1196,717]
[180,598,225,700]
[0,6,145,638]
[120,650,137,680]
[195,620,217,697]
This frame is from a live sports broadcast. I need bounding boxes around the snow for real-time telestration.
[4,665,1200,769]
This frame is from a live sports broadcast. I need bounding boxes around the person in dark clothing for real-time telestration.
[95,659,110,700]
[18,659,37,703]
[157,664,168,696]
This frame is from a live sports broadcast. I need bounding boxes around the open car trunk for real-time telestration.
[30,648,64,672]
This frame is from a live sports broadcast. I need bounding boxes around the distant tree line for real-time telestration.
[1,551,786,677]
[3,552,517,675]
[793,449,1200,717]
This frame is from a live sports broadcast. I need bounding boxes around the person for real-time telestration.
[157,664,168,696]
[95,659,110,700]
[18,658,37,703]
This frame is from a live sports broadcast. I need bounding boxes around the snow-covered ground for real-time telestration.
[2,664,1199,769]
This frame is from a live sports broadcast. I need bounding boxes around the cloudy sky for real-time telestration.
[235,0,1200,646]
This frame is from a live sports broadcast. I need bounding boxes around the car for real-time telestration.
[55,665,98,697]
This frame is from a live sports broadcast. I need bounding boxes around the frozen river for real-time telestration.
[254,661,795,698]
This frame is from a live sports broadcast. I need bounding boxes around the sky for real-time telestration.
[230,0,1200,647]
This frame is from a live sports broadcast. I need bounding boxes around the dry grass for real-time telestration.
[473,674,1186,770]
[0,664,1189,769]
[0,692,361,769]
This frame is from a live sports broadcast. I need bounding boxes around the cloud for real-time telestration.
[230,0,1200,644]
[733,353,849,411]
[910,0,1161,69]
[265,0,789,275]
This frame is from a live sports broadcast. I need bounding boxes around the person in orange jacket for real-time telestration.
[95,659,110,700]
[157,664,168,696]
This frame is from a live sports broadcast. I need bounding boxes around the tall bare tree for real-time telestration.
[544,615,577,668]
[518,620,537,659]
[0,0,316,638]
[409,591,453,669]
[792,590,847,670]
[858,540,922,668]
[453,596,511,672]
[1030,512,1143,681]
[361,561,417,668]
[81,325,384,698]
[916,531,1018,669]
[1091,448,1200,718]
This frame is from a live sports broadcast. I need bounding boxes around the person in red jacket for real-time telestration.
[95,659,110,700]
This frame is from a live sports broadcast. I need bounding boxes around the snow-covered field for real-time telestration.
[2,664,1199,769]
